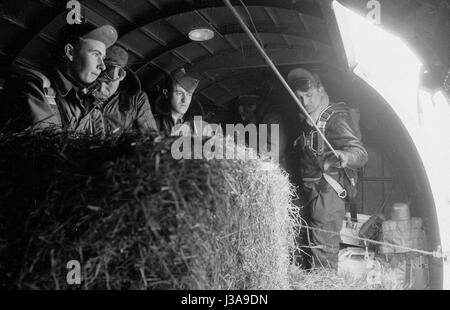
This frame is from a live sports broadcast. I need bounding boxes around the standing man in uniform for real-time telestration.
[288,67,368,270]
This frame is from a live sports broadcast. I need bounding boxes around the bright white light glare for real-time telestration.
[188,28,214,41]
[333,0,422,125]
[333,0,450,288]
[431,90,450,153]
[433,90,450,110]
[417,88,450,241]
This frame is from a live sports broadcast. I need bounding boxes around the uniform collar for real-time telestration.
[171,112,184,125]
[53,69,88,98]
[306,94,330,126]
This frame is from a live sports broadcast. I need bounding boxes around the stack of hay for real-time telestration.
[0,130,297,290]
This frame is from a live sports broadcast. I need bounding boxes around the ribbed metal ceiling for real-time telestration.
[0,0,448,113]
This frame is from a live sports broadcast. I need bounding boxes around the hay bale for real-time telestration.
[0,130,297,290]
[289,265,384,290]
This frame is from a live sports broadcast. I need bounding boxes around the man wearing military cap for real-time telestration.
[237,94,260,125]
[153,68,200,136]
[288,67,368,270]
[234,93,290,167]
[0,23,118,132]
[89,45,157,135]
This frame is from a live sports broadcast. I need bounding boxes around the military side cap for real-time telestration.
[60,23,118,49]
[287,67,317,85]
[105,45,129,67]
[172,68,199,93]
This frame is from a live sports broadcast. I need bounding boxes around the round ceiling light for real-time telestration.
[188,28,214,41]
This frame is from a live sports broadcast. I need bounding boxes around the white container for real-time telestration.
[338,247,375,279]
[340,212,371,246]
[379,217,426,254]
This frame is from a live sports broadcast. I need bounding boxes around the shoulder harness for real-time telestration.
[300,102,350,156]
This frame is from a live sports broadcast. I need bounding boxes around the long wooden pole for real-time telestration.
[223,0,339,158]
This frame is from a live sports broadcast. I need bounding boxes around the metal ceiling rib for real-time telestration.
[315,0,348,72]
[112,3,331,82]
[197,65,352,107]
[165,12,219,59]
[134,12,330,80]
[215,82,232,94]
[140,42,336,87]
[135,27,332,76]
[203,82,266,106]
[11,15,65,71]
[85,0,168,47]
[82,5,144,60]
[0,0,446,108]
[145,0,162,11]
[263,7,279,26]
[198,92,218,106]
[0,0,331,110]
[0,0,329,92]
[0,0,64,72]
[197,69,271,93]
[200,71,217,82]
[82,0,224,76]
[195,10,237,50]
[116,4,328,74]
[1,14,28,30]
[114,0,322,39]
[80,1,174,76]
[263,7,292,47]
[171,49,192,64]
[0,0,330,107]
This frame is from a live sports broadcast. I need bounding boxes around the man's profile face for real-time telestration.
[170,82,193,115]
[294,83,322,114]
[97,79,120,101]
[71,38,106,85]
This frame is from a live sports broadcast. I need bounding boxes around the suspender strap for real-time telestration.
[322,172,347,199]
[317,103,350,199]
[316,103,349,155]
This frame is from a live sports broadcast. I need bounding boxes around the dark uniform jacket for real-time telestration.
[258,107,290,166]
[295,102,368,182]
[153,94,196,136]
[155,112,199,136]
[0,66,157,135]
[91,70,158,135]
[0,66,109,133]
[154,110,180,136]
[52,69,102,134]
[0,66,64,131]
